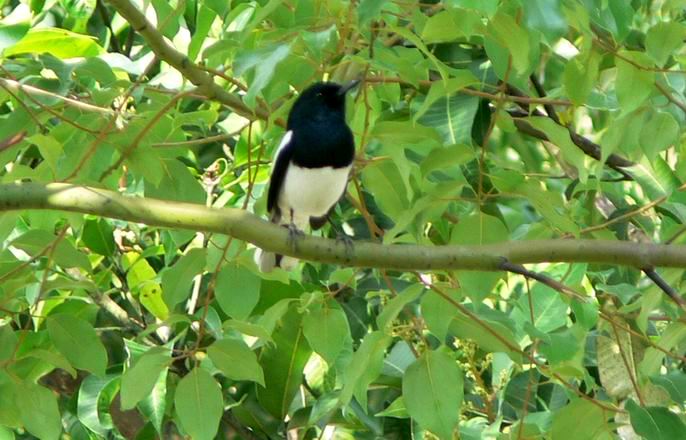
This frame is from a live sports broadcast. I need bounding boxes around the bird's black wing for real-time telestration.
[266,132,294,219]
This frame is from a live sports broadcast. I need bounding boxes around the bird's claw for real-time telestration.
[336,232,355,257]
[285,223,304,251]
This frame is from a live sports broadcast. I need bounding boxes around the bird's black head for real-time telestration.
[287,81,358,128]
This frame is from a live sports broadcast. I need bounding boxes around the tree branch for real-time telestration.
[644,268,686,309]
[106,0,275,124]
[3,182,686,271]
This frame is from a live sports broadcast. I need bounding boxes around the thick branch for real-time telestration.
[3,182,686,271]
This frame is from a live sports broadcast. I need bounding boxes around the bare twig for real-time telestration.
[644,268,686,310]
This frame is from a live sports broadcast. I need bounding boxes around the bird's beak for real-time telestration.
[338,79,360,96]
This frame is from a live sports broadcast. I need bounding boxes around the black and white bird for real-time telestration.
[255,81,358,272]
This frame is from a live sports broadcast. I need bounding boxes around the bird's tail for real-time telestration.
[254,249,298,272]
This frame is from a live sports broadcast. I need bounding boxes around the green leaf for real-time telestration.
[646,22,686,67]
[26,134,62,176]
[421,288,462,341]
[487,11,531,74]
[188,5,216,61]
[215,264,261,319]
[303,300,351,364]
[650,372,686,404]
[20,348,76,379]
[257,305,312,418]
[413,72,479,122]
[47,313,108,376]
[420,144,475,177]
[361,160,409,219]
[417,94,480,145]
[4,27,104,58]
[16,382,61,440]
[376,396,409,418]
[340,331,392,409]
[449,305,522,363]
[208,338,265,385]
[564,50,601,106]
[174,368,224,440]
[377,285,424,333]
[76,374,118,436]
[12,230,91,271]
[550,398,609,439]
[145,159,205,204]
[0,325,17,362]
[403,350,463,439]
[451,212,508,245]
[523,0,568,43]
[639,111,679,160]
[138,364,168,434]
[120,346,170,410]
[626,399,686,439]
[161,248,206,308]
[81,218,115,257]
[0,23,30,52]
[421,11,462,43]
[616,51,655,114]
[357,0,388,25]
[510,282,568,333]
[234,43,291,107]
[527,117,588,183]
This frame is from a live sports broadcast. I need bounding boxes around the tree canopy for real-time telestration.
[1,0,686,439]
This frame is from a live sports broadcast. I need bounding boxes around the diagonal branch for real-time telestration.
[3,182,686,271]
[106,0,276,124]
[644,268,686,310]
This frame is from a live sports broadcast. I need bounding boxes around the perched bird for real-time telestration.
[255,80,358,272]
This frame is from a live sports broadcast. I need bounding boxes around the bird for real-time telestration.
[255,80,358,272]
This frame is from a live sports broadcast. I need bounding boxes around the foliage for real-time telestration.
[1,0,686,438]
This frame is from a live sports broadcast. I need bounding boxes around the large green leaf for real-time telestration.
[161,248,206,308]
[403,350,464,439]
[215,264,261,319]
[303,300,351,365]
[47,313,108,376]
[626,399,686,439]
[340,331,392,409]
[174,368,224,440]
[16,382,61,440]
[120,346,170,410]
[646,22,686,67]
[4,28,104,58]
[615,51,655,114]
[257,305,312,418]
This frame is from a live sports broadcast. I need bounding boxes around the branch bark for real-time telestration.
[3,182,686,271]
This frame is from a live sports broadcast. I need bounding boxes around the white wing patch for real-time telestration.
[274,130,293,158]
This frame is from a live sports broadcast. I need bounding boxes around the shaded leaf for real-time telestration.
[47,314,107,376]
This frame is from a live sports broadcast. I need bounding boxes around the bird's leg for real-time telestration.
[286,208,304,252]
[326,215,354,257]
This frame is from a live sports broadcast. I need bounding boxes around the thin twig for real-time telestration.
[499,261,587,302]
[644,268,686,310]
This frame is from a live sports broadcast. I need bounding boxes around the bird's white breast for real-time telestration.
[279,164,351,229]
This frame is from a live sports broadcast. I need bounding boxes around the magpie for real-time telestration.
[255,80,358,272]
